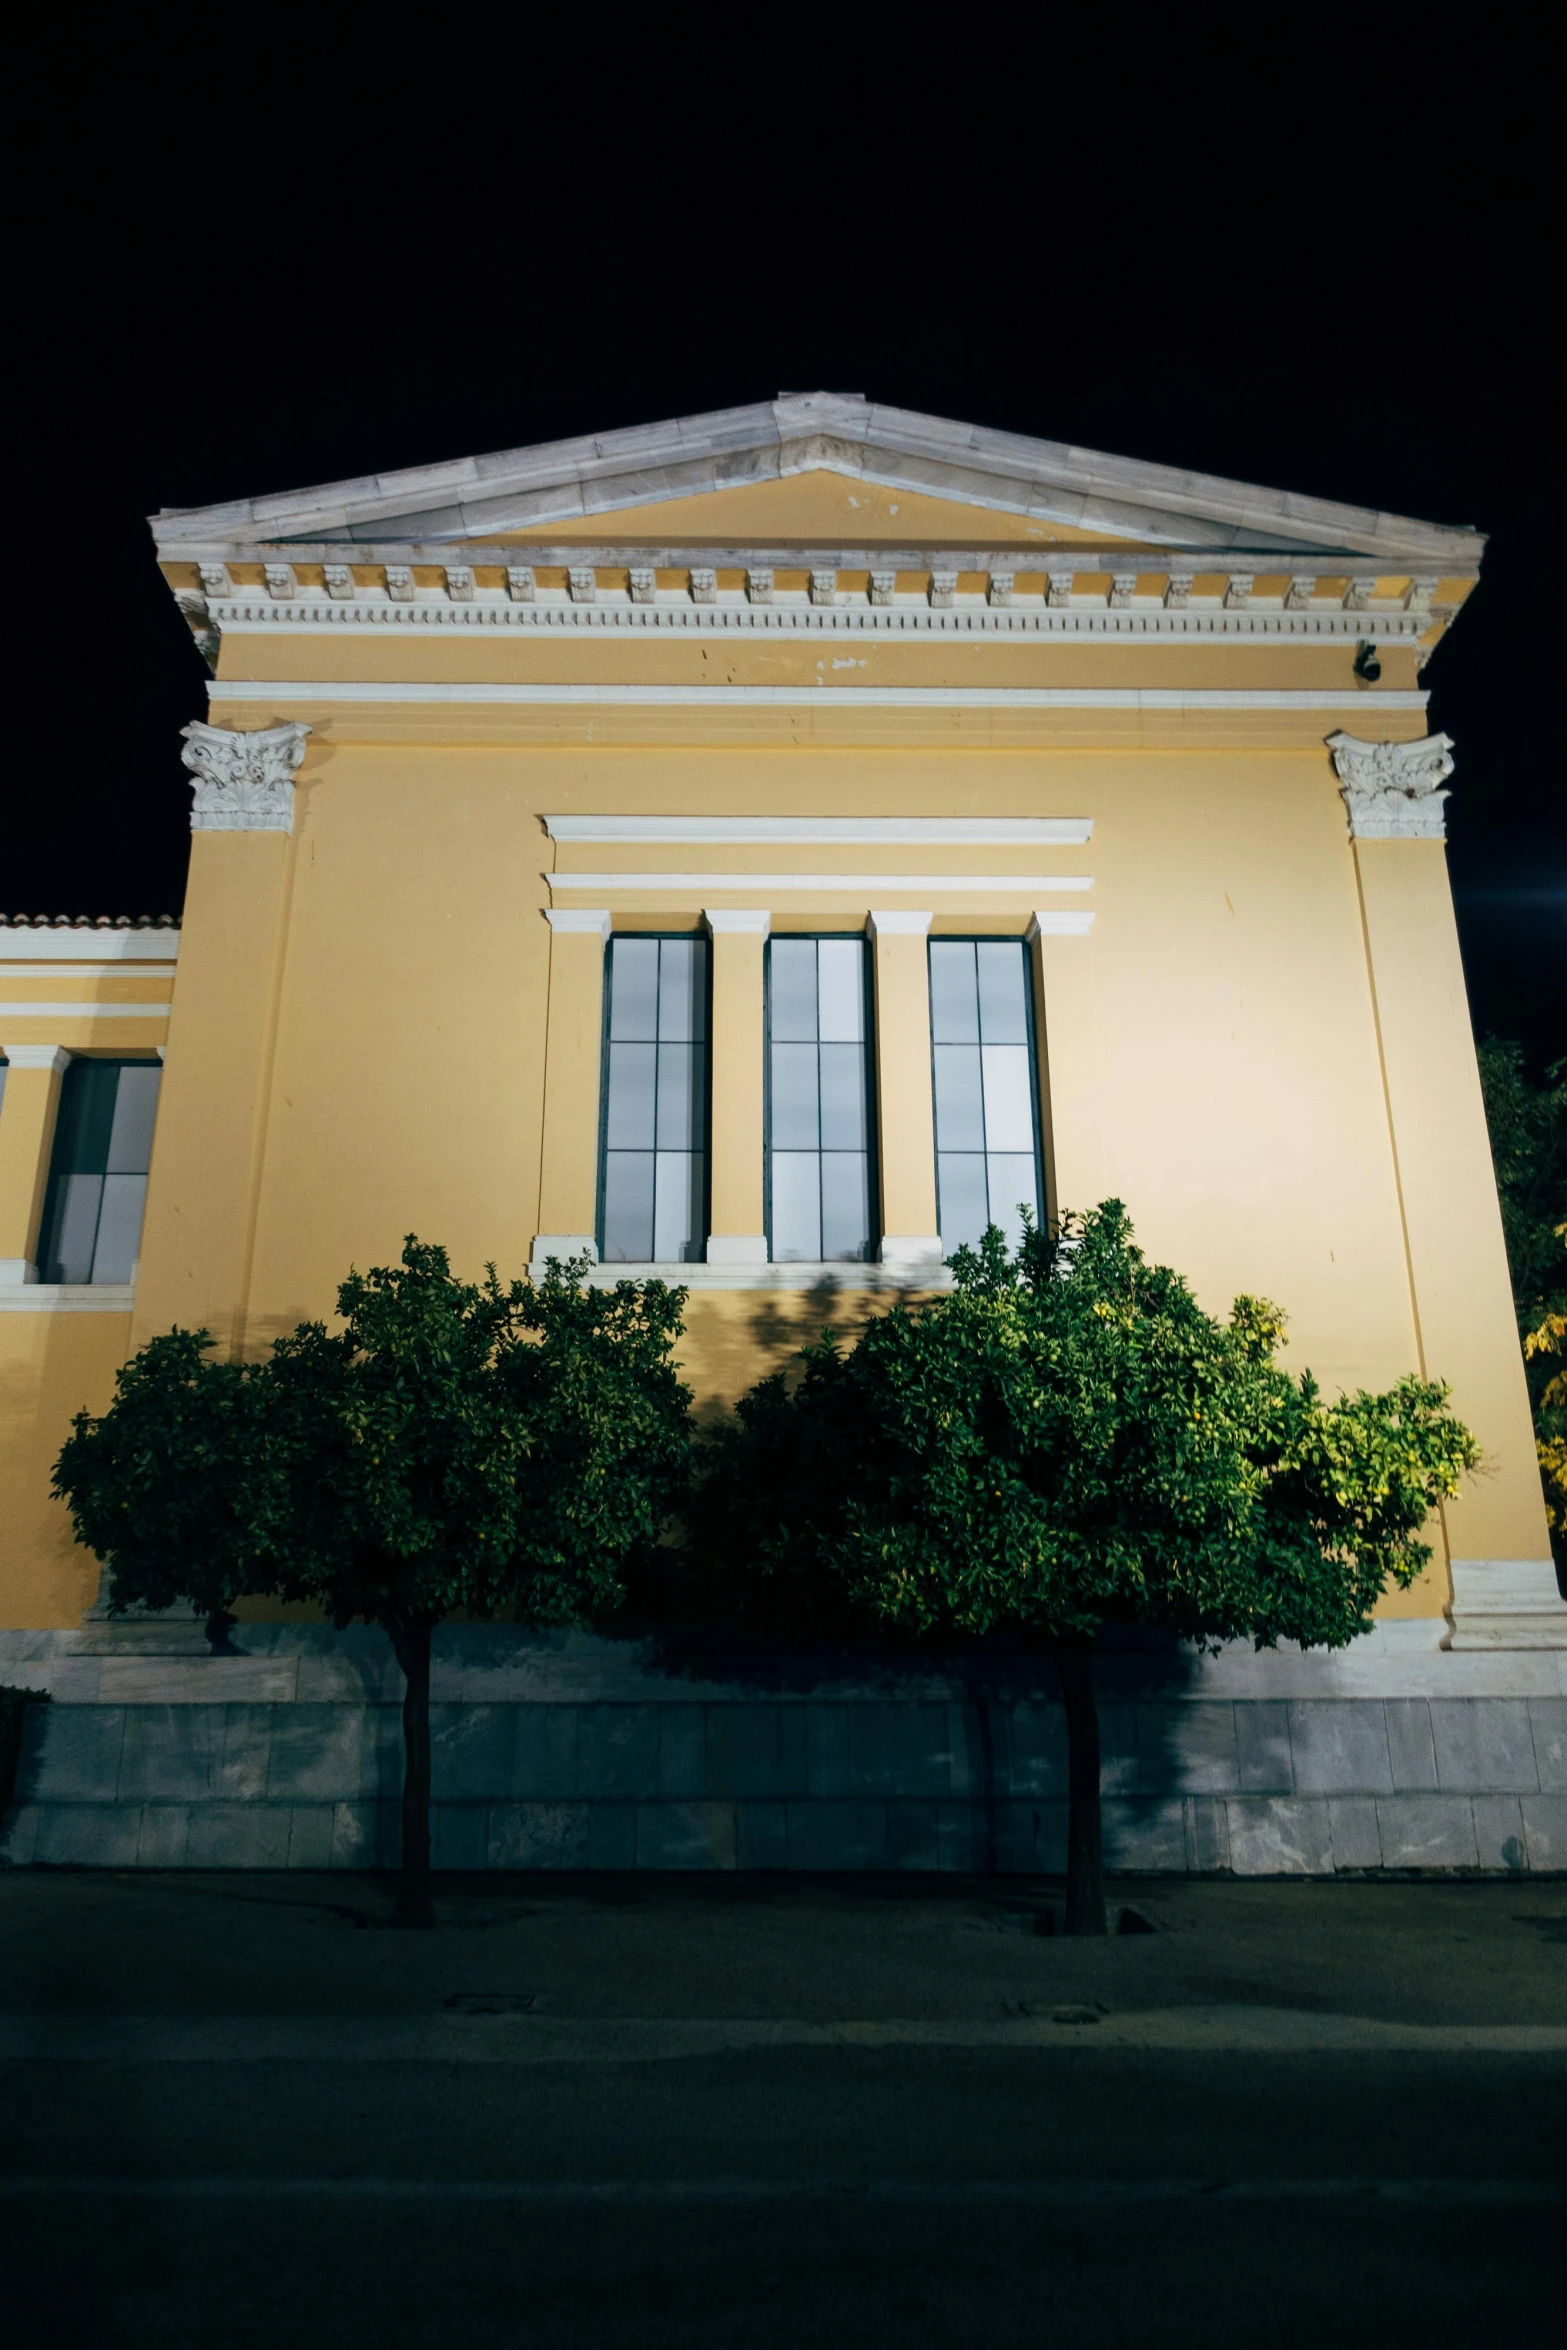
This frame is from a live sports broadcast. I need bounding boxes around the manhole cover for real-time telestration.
[442,1991,549,2016]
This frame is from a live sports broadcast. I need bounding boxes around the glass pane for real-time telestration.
[770,1152,821,1261]
[91,1174,148,1283]
[932,1044,985,1150]
[936,1154,989,1258]
[986,1156,1039,1252]
[608,940,659,1040]
[818,1043,868,1150]
[977,943,1028,1044]
[656,1045,703,1152]
[602,1152,655,1261]
[770,1042,819,1149]
[980,1045,1036,1153]
[51,1174,103,1284]
[770,940,818,1041]
[928,942,979,1044]
[658,938,705,1042]
[605,1043,657,1148]
[105,1067,161,1175]
[653,1152,703,1262]
[821,1153,871,1260]
[816,939,864,1041]
[50,1060,120,1176]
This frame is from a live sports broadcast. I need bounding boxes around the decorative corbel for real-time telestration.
[746,568,774,604]
[323,564,355,600]
[1285,575,1316,611]
[263,563,297,600]
[1109,572,1137,609]
[1224,573,1253,610]
[987,571,1014,607]
[506,566,536,603]
[1047,570,1074,608]
[809,569,837,607]
[629,566,658,604]
[690,568,717,605]
[385,566,415,602]
[444,565,475,601]
[1164,574,1193,609]
[928,570,957,609]
[868,570,895,606]
[568,567,597,604]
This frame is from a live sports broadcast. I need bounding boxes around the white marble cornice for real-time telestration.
[150,392,1487,567]
[199,594,1437,649]
[1328,730,1456,839]
[179,720,311,833]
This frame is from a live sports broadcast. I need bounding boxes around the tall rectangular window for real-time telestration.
[929,939,1043,1257]
[768,935,875,1262]
[38,1058,162,1285]
[599,935,708,1262]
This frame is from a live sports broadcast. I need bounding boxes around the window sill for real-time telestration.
[564,1261,955,1293]
[0,1282,136,1313]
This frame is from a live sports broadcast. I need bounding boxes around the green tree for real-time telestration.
[697,1204,1477,1934]
[1476,1039,1567,1560]
[54,1240,691,1925]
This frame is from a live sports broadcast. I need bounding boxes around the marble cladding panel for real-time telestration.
[7,1691,1567,1871]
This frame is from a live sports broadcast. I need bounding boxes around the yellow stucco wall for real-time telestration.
[0,470,1536,1628]
[0,1312,128,1626]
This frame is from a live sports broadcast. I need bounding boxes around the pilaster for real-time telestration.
[0,1046,72,1282]
[130,724,308,1353]
[533,910,611,1266]
[867,912,941,1267]
[704,911,768,1264]
[1332,733,1560,1643]
[1026,911,1103,1224]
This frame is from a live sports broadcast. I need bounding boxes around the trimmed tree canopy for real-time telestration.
[54,1239,693,1921]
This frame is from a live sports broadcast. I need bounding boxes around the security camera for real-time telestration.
[1354,642,1382,683]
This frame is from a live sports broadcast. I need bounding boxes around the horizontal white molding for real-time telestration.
[209,681,1429,712]
[549,874,1094,895]
[209,599,1433,646]
[573,1260,956,1293]
[543,909,612,937]
[0,1283,136,1314]
[0,960,177,978]
[0,1001,172,1018]
[0,933,179,962]
[1028,912,1095,936]
[545,816,1095,846]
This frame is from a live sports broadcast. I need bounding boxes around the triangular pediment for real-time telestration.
[475,471,1141,552]
[150,391,1484,569]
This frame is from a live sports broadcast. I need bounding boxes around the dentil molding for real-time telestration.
[179,721,312,834]
[1328,731,1455,840]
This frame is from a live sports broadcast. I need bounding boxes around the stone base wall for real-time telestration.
[3,1625,1565,1876]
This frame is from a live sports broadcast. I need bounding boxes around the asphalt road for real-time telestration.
[1,1873,1563,2347]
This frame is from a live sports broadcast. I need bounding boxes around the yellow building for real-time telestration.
[2,395,1562,1876]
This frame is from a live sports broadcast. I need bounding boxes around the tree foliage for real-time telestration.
[693,1203,1477,1931]
[699,1203,1478,1653]
[1477,1039,1567,1551]
[54,1239,692,1920]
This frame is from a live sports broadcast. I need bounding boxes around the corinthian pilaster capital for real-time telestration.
[1327,730,1455,841]
[179,721,311,834]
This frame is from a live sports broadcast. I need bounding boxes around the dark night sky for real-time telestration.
[13,49,1562,1068]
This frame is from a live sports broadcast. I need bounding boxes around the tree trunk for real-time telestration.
[388,1616,435,1929]
[1053,1633,1106,1936]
